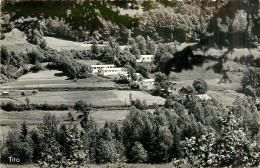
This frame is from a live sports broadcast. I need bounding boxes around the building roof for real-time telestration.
[90,64,115,67]
[141,78,155,82]
[140,55,154,57]
[100,67,126,71]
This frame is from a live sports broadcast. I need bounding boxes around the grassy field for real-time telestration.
[0,70,115,90]
[43,36,129,51]
[0,108,130,141]
[170,60,247,106]
[0,28,37,53]
[7,90,164,106]
[172,60,245,91]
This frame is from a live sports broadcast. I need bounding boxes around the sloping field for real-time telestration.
[207,90,245,107]
[0,28,37,53]
[10,90,165,106]
[0,109,130,142]
[172,60,246,91]
[0,70,115,89]
[44,36,128,51]
[43,36,93,51]
[0,109,129,126]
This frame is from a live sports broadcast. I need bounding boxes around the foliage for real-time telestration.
[130,142,148,163]
[241,67,260,91]
[37,114,63,167]
[192,79,208,94]
[0,124,33,164]
[174,114,260,168]
[1,102,70,111]
[30,62,44,73]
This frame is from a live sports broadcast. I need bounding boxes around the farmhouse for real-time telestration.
[136,55,155,63]
[139,79,155,90]
[2,91,9,96]
[89,64,116,74]
[98,67,128,76]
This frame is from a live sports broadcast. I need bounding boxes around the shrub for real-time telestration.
[30,62,44,73]
[244,85,256,98]
[241,68,260,90]
[192,79,208,94]
[179,86,196,94]
[256,87,260,97]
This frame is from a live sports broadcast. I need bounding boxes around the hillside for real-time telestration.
[0,28,37,53]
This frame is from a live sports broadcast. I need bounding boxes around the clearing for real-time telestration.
[0,108,130,141]
[0,70,115,90]
[0,28,37,53]
[1,90,165,106]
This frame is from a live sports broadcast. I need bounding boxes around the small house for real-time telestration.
[98,67,128,76]
[139,79,155,90]
[2,91,9,96]
[89,64,116,74]
[136,55,155,63]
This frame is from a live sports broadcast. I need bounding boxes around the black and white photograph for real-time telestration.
[0,0,260,167]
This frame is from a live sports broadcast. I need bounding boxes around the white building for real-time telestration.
[98,67,128,76]
[89,64,116,74]
[139,79,155,90]
[136,55,155,63]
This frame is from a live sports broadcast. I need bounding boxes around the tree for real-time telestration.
[147,39,157,55]
[130,142,148,163]
[63,126,86,167]
[244,85,256,98]
[1,124,33,164]
[20,121,28,142]
[136,35,147,55]
[130,43,141,59]
[37,114,63,167]
[25,97,30,107]
[192,79,208,94]
[241,67,260,91]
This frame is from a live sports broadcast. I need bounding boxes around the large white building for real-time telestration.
[136,55,155,63]
[139,79,155,90]
[89,64,116,74]
[98,67,128,76]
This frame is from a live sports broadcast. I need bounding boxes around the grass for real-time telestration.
[0,70,115,90]
[0,108,130,141]
[8,90,164,106]
[0,28,37,53]
[170,60,247,106]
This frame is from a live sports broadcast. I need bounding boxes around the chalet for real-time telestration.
[136,55,155,63]
[89,64,116,74]
[139,79,155,90]
[2,91,9,96]
[98,67,128,76]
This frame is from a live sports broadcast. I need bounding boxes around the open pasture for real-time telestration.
[0,70,115,90]
[0,108,130,141]
[12,90,165,106]
[172,60,246,91]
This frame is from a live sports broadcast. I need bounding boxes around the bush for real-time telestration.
[179,86,196,94]
[244,85,256,98]
[192,79,208,94]
[30,63,44,73]
[256,87,260,97]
